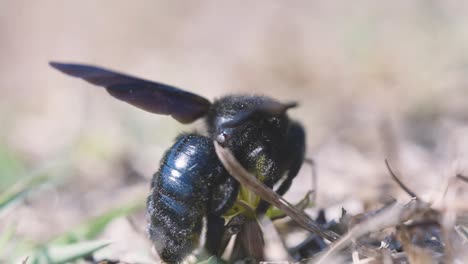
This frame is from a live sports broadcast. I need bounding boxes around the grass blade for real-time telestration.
[52,198,145,244]
[29,240,111,264]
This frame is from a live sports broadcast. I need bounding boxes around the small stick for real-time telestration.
[315,198,430,264]
[352,250,360,263]
[385,159,419,200]
[456,174,468,183]
[304,158,317,202]
[214,141,340,242]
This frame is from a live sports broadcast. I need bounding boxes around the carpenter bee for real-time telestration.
[50,62,306,263]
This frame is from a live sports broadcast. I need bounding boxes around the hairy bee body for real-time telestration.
[148,96,306,262]
[50,63,306,263]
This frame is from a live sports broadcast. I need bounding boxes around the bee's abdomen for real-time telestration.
[147,134,216,263]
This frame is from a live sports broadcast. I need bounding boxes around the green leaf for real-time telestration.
[52,198,145,244]
[0,157,70,216]
[0,172,50,216]
[197,255,227,264]
[28,240,111,264]
[0,145,25,190]
[0,223,16,257]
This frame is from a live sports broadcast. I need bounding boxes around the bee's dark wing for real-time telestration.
[50,62,211,124]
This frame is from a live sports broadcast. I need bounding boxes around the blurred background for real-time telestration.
[1,1,468,262]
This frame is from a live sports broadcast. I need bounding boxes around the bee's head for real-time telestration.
[206,95,297,148]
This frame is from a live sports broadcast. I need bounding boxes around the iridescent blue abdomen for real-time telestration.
[147,133,219,263]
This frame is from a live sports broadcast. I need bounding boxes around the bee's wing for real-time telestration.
[50,62,211,124]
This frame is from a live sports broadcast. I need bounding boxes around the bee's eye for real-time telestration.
[267,117,278,123]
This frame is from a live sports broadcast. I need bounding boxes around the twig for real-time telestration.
[214,141,340,242]
[454,225,468,243]
[315,199,430,264]
[304,158,317,202]
[385,159,419,199]
[352,250,360,263]
[126,215,145,236]
[440,177,459,263]
[457,174,468,183]
[398,225,438,264]
[381,248,393,264]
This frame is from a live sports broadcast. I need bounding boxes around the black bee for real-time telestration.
[50,62,306,263]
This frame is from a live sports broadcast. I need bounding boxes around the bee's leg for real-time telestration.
[205,171,239,256]
[205,213,248,258]
[210,173,239,216]
[205,213,225,256]
[277,121,306,196]
[257,121,306,214]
